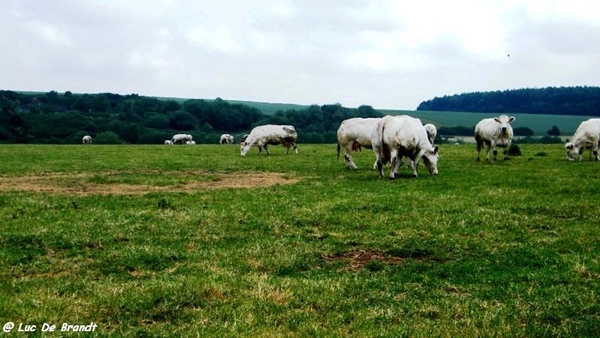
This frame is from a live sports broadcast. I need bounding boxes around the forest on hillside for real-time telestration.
[0,90,380,144]
[417,86,600,115]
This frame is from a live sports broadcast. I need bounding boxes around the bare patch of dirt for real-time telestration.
[0,171,298,196]
[322,250,404,272]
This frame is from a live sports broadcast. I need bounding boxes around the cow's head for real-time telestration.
[421,145,439,175]
[494,115,515,137]
[565,142,582,161]
[240,142,251,156]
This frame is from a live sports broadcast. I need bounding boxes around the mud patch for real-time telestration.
[322,250,404,272]
[0,171,298,196]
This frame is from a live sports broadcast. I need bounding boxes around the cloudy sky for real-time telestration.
[2,0,600,110]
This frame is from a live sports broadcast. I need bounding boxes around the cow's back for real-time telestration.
[573,119,600,144]
[338,118,379,145]
[247,124,296,145]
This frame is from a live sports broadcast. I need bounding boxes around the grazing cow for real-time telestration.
[171,133,193,145]
[404,123,437,172]
[371,115,439,179]
[186,140,196,145]
[240,124,298,156]
[565,118,600,161]
[82,135,92,144]
[474,115,515,161]
[336,117,380,169]
[424,123,437,145]
[220,134,234,145]
[164,140,173,145]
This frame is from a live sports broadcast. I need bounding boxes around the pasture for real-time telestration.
[0,144,598,336]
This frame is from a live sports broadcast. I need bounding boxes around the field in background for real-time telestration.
[1,144,598,336]
[155,96,594,136]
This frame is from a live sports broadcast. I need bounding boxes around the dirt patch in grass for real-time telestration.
[0,171,298,196]
[322,250,405,272]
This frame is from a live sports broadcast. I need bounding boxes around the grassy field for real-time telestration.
[0,144,599,337]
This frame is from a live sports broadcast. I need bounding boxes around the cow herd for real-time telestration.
[83,115,600,176]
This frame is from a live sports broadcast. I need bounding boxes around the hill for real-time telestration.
[1,90,593,144]
[417,86,600,116]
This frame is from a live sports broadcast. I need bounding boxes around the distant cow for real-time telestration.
[82,135,92,144]
[336,117,380,169]
[565,118,600,161]
[164,140,173,145]
[474,115,515,161]
[240,125,298,156]
[220,134,234,145]
[171,134,193,145]
[371,115,439,179]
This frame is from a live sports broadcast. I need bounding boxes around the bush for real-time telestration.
[508,144,521,156]
[95,131,122,144]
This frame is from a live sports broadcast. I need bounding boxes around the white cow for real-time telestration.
[474,115,515,161]
[220,134,234,145]
[402,123,438,173]
[82,135,92,144]
[336,118,380,169]
[171,133,193,145]
[240,125,298,156]
[424,123,437,145]
[565,118,600,161]
[371,115,439,179]
[164,140,173,145]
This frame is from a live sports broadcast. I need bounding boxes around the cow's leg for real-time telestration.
[476,140,483,161]
[389,149,399,180]
[284,144,290,155]
[293,142,298,155]
[264,145,270,156]
[344,145,358,169]
[373,145,385,178]
[503,147,509,160]
[408,158,418,177]
[490,141,498,161]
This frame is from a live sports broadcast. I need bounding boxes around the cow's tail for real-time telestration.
[336,143,341,161]
[380,122,391,165]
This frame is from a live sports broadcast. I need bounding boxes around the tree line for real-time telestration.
[0,90,382,144]
[417,86,600,115]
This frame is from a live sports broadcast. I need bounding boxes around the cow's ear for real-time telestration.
[433,145,439,154]
[494,117,501,123]
[508,116,515,123]
[565,142,573,150]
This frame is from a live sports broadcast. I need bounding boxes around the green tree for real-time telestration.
[547,125,561,136]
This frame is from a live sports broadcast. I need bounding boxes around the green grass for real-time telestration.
[1,144,599,336]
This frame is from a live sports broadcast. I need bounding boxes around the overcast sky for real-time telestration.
[2,0,600,110]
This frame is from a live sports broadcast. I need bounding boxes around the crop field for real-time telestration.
[0,144,599,336]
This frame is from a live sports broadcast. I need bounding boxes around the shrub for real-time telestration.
[508,144,521,156]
